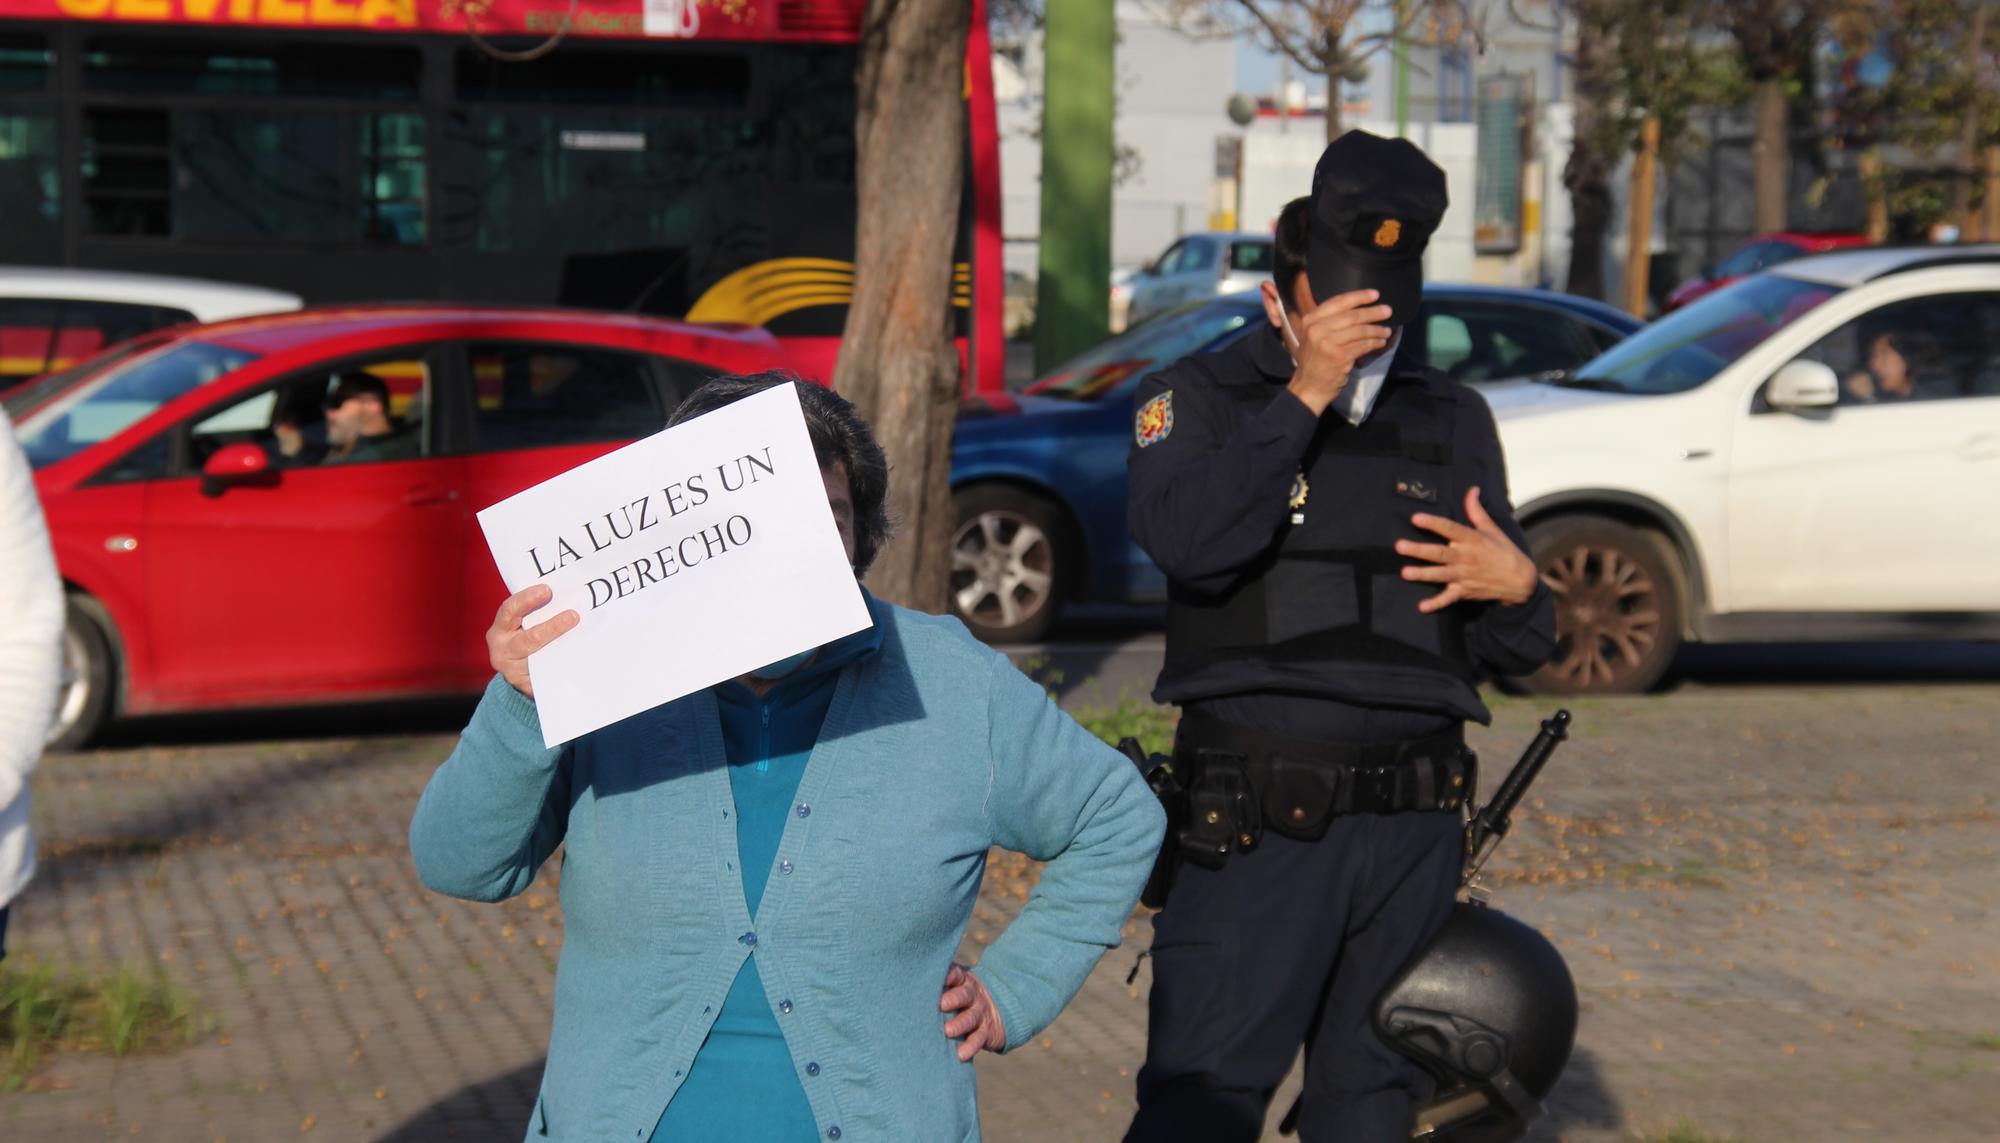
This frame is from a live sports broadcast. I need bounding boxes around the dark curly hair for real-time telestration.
[666,372,894,576]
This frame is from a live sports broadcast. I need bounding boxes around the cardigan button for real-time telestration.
[806,1061,820,1076]
[779,860,794,875]
[739,931,757,947]
[778,999,793,1014]
[827,1128,841,1140]
[797,803,812,818]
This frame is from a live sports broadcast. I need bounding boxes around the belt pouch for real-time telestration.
[1258,754,1345,841]
[1180,755,1248,869]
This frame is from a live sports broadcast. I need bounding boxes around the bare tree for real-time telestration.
[831,0,971,613]
[1562,1,1616,299]
[1543,0,1723,298]
[1720,0,1838,233]
[1163,0,1476,140]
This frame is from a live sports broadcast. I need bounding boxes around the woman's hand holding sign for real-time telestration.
[488,584,580,699]
[1396,487,1540,613]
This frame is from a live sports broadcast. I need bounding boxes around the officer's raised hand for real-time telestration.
[1397,487,1540,612]
[1283,287,1396,416]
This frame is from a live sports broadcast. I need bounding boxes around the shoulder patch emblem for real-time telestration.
[1135,391,1174,448]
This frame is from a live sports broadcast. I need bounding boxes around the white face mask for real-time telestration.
[1278,304,1302,364]
[1277,303,1397,425]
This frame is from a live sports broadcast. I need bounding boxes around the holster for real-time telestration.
[1117,738,1185,910]
[1180,752,1261,868]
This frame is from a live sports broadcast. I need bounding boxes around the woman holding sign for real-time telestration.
[410,375,1165,1143]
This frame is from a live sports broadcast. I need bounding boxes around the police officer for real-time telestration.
[1123,131,1556,1142]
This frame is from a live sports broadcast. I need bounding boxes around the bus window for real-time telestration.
[83,107,425,246]
[83,107,172,237]
[452,45,749,110]
[2,31,51,94]
[81,37,420,101]
[1,34,59,262]
[360,113,426,246]
[178,111,346,243]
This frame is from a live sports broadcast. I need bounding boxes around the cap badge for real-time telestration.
[1374,218,1402,248]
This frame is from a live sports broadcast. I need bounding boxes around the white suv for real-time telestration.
[1487,245,2000,693]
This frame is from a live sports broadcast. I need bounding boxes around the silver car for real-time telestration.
[1124,232,1273,327]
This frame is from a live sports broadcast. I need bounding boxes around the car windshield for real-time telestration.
[1026,297,1260,400]
[15,340,262,469]
[1,334,170,420]
[1572,274,1838,395]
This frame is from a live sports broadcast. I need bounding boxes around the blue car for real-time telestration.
[947,285,1643,643]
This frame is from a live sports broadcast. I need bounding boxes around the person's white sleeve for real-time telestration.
[0,410,64,812]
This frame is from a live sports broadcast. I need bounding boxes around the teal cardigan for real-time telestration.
[409,594,1166,1142]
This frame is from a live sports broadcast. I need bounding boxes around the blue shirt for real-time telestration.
[651,624,878,1141]
[410,593,1165,1142]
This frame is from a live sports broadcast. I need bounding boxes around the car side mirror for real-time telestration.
[1765,360,1840,412]
[1140,260,1157,276]
[200,441,276,497]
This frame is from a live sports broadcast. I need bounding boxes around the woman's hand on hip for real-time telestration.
[940,963,1006,1061]
[487,584,579,699]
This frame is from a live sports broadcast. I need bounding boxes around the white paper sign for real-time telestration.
[476,384,872,746]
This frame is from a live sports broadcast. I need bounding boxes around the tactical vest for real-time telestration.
[1158,360,1480,708]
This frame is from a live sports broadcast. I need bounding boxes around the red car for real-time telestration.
[1663,231,1872,311]
[8,306,790,748]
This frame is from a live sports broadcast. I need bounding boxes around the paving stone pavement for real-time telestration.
[2,683,1994,1142]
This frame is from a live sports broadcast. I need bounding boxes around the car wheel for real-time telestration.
[48,596,116,751]
[1520,518,1682,695]
[949,485,1067,644]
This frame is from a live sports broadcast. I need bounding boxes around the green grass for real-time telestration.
[1653,1119,1753,1143]
[1972,1031,2000,1051]
[1612,857,1739,889]
[0,959,210,1090]
[1069,694,1178,759]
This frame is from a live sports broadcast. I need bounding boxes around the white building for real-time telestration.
[994,1,1628,299]
[993,2,1239,277]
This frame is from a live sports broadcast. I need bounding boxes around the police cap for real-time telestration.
[1307,129,1448,327]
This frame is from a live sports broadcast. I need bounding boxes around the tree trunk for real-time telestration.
[1752,76,1788,232]
[1322,21,1344,142]
[1564,146,1613,300]
[832,0,970,614]
[1951,2,1990,228]
[1563,6,1612,300]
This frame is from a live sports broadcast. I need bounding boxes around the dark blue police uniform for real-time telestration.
[1122,177,1555,1137]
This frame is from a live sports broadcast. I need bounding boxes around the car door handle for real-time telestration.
[402,485,461,507]
[1961,434,2000,462]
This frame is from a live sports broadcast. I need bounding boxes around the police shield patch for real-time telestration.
[1135,391,1174,448]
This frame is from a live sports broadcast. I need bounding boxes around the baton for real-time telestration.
[1462,709,1569,887]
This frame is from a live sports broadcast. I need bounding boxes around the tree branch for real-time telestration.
[1234,0,1335,75]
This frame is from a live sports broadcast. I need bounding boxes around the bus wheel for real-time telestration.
[49,597,116,751]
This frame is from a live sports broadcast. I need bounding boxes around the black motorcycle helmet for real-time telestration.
[1374,900,1579,1142]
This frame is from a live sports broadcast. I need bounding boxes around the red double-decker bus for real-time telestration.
[0,0,1004,391]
